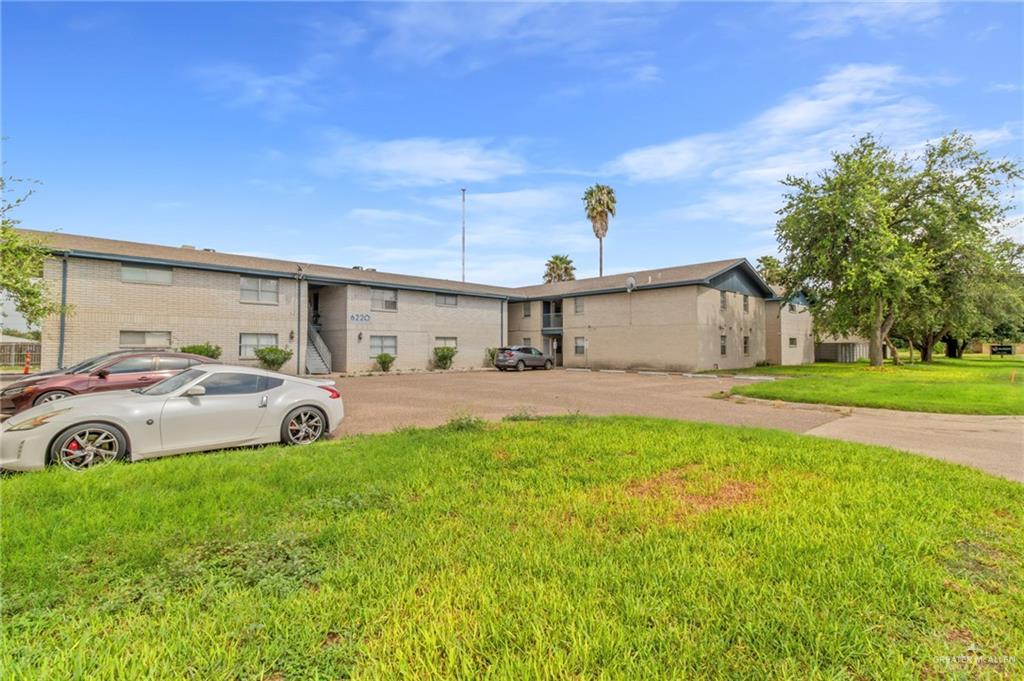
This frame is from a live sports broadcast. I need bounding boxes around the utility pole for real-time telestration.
[461,188,467,282]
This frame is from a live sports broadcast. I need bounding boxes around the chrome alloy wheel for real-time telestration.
[286,408,325,444]
[56,427,121,471]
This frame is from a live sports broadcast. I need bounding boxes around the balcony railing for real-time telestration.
[543,313,563,329]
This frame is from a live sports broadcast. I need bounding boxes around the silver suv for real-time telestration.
[494,346,552,371]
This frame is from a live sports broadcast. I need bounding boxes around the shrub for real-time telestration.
[485,347,499,366]
[374,353,395,372]
[254,346,293,371]
[179,342,222,360]
[433,346,458,370]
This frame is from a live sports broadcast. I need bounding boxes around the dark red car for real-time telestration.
[0,350,216,415]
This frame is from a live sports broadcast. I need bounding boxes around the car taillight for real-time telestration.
[504,351,514,357]
[319,386,341,399]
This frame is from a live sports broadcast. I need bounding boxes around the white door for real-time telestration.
[159,372,269,450]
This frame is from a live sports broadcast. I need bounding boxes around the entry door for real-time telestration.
[159,372,268,450]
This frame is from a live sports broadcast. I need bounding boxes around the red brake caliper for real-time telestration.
[68,440,80,451]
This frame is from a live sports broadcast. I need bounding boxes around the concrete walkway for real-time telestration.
[333,370,1023,483]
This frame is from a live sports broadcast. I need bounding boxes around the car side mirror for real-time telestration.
[183,385,206,398]
[93,368,110,379]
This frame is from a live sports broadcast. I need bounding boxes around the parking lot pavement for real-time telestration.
[332,369,1023,483]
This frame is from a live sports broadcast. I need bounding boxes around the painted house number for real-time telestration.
[349,313,371,322]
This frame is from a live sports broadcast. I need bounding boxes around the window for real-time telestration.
[121,264,172,285]
[435,293,458,307]
[523,302,532,318]
[371,288,398,311]
[574,297,584,314]
[106,356,154,374]
[522,337,532,347]
[720,335,728,356]
[370,335,397,356]
[720,290,727,310]
[743,336,750,355]
[119,330,171,348]
[239,333,278,359]
[574,337,586,355]
[435,336,458,348]
[789,337,798,348]
[199,372,261,396]
[743,295,749,312]
[157,356,192,371]
[140,368,204,395]
[788,303,796,313]
[259,376,285,391]
[240,276,278,304]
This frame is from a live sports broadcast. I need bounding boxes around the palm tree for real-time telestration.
[582,184,616,276]
[543,255,576,283]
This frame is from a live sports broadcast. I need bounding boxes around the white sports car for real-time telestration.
[0,364,344,472]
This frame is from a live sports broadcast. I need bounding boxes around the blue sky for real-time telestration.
[3,1,1022,286]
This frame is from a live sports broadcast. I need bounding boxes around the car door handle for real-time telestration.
[138,376,154,382]
[258,395,268,408]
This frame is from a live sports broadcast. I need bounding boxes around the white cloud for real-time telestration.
[608,63,954,236]
[194,53,336,120]
[346,208,444,226]
[988,82,1022,93]
[792,2,944,40]
[313,134,526,186]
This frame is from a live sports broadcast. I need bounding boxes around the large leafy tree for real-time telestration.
[542,254,576,283]
[1,175,59,327]
[582,184,616,277]
[775,135,926,366]
[756,255,784,286]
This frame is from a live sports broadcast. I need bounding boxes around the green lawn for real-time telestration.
[3,417,1022,679]
[726,354,1024,415]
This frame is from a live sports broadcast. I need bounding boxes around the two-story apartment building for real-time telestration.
[19,229,814,374]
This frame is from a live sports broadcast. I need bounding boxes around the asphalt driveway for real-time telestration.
[333,369,1023,483]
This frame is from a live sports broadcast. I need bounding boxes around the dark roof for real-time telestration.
[18,228,774,300]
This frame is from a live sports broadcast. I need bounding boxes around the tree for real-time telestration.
[582,184,616,277]
[542,254,576,283]
[1,174,59,327]
[756,255,784,286]
[887,133,1023,361]
[775,135,927,366]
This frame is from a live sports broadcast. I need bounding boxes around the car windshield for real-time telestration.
[137,368,206,395]
[68,351,128,374]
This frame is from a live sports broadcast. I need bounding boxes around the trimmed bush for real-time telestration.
[254,346,293,371]
[374,353,395,372]
[433,346,458,370]
[178,342,222,360]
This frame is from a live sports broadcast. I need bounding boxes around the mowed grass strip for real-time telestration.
[727,354,1024,415]
[2,416,1022,679]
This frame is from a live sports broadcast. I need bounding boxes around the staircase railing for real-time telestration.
[307,324,332,373]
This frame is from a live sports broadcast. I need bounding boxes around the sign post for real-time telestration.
[990,344,1013,357]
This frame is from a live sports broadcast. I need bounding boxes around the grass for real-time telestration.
[726,354,1023,415]
[3,416,1022,679]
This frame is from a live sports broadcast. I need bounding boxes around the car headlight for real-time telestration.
[4,408,71,432]
[2,386,26,397]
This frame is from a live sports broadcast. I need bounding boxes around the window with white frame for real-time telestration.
[720,290,727,310]
[371,288,398,311]
[522,337,532,347]
[435,293,458,307]
[788,337,798,348]
[720,335,728,356]
[435,336,458,348]
[239,333,278,359]
[743,336,750,355]
[121,264,172,285]
[523,302,532,317]
[370,335,397,356]
[574,337,586,355]
[574,297,584,314]
[743,295,749,312]
[119,330,171,348]
[240,276,278,304]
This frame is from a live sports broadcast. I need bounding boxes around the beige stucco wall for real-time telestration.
[506,301,542,347]
[694,286,766,370]
[765,301,814,365]
[327,285,504,372]
[39,257,305,373]
[558,288,701,371]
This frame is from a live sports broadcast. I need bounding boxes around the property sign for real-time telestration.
[990,344,1013,356]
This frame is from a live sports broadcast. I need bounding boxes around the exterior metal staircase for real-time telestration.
[305,325,332,374]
